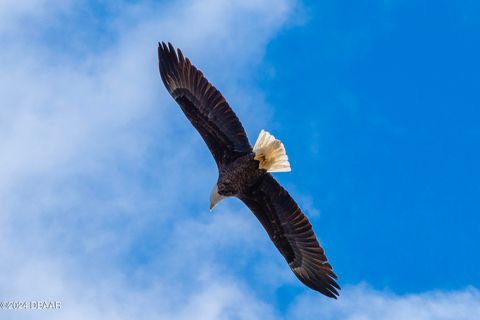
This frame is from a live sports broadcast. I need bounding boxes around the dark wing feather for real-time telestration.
[239,174,340,298]
[158,42,251,165]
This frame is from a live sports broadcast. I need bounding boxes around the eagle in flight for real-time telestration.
[158,42,339,298]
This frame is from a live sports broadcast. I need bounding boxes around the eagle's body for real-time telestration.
[158,42,340,298]
[217,152,263,196]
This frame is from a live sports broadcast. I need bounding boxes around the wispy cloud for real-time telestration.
[288,284,480,320]
[0,0,296,319]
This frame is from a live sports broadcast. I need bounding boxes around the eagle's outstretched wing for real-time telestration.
[158,42,251,165]
[239,174,340,298]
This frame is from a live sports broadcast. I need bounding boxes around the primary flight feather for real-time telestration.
[158,42,340,298]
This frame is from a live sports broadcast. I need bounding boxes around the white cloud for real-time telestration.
[0,0,297,319]
[0,0,72,34]
[288,284,480,320]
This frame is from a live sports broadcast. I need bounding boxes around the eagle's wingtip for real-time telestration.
[158,41,169,52]
[324,286,340,299]
[167,42,175,54]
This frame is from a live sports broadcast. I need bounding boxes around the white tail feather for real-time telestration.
[253,130,291,172]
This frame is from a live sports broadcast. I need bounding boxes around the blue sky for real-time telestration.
[0,0,479,319]
[260,0,480,293]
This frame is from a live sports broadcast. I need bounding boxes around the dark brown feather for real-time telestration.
[239,174,340,298]
[158,42,251,165]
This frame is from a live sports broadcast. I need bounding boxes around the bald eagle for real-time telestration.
[158,42,339,298]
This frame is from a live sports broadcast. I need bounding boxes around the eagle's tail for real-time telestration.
[253,130,291,173]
